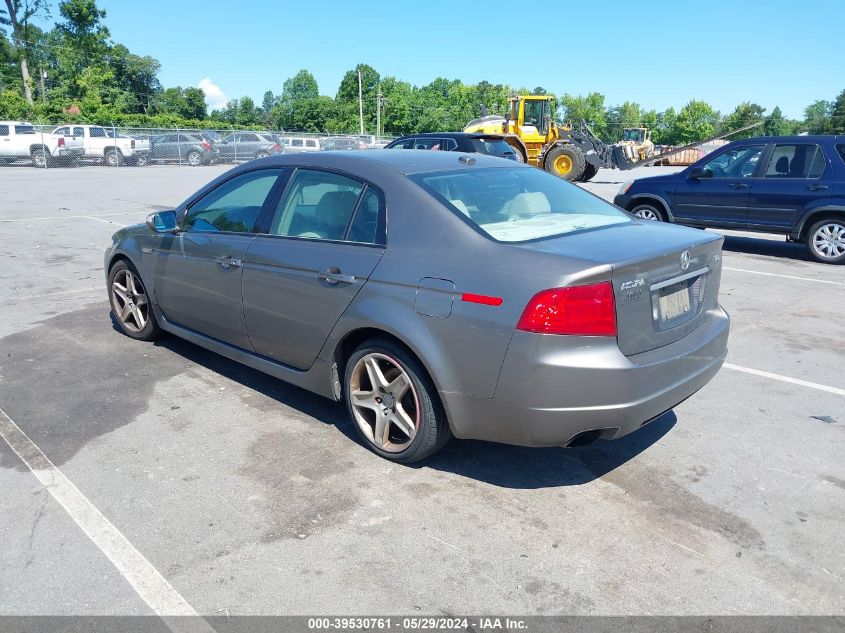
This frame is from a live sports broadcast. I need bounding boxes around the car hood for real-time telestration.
[628,171,685,189]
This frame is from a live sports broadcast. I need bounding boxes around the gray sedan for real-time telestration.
[105,151,729,463]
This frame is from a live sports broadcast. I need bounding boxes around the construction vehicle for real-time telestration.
[464,95,762,182]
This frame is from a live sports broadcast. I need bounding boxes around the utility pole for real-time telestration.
[357,68,364,135]
[40,68,47,106]
[376,84,382,141]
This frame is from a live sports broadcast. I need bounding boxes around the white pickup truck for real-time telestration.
[0,120,84,167]
[52,124,150,166]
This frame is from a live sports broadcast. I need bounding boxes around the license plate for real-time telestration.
[658,284,691,321]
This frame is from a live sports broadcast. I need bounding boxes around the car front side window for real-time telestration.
[702,145,764,178]
[183,169,282,233]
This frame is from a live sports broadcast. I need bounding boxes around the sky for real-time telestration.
[73,0,843,119]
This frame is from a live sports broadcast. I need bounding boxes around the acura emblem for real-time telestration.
[680,250,691,270]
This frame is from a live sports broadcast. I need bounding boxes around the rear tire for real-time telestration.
[806,218,845,264]
[133,153,150,167]
[105,149,122,167]
[344,339,451,463]
[579,163,598,182]
[186,150,202,166]
[255,150,270,159]
[31,147,50,168]
[544,144,585,182]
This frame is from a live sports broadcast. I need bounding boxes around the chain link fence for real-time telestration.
[0,119,395,169]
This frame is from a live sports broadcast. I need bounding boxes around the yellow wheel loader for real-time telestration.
[464,95,760,182]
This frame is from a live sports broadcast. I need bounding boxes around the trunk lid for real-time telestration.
[515,221,724,356]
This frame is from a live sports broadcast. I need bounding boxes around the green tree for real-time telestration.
[108,43,160,114]
[336,63,379,132]
[804,100,832,134]
[183,86,206,120]
[668,100,720,144]
[831,89,845,134]
[559,92,607,139]
[276,69,320,129]
[1,0,50,104]
[721,102,765,138]
[606,101,643,141]
[763,106,789,136]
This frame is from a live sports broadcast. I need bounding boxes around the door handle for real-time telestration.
[806,184,828,191]
[318,269,355,285]
[215,255,242,269]
[728,182,749,189]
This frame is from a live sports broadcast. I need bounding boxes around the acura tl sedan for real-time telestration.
[105,151,730,463]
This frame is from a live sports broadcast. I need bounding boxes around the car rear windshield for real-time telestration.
[469,138,517,160]
[411,167,630,242]
[837,145,845,165]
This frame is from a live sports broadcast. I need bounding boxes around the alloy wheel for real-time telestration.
[634,207,660,221]
[111,268,149,332]
[348,353,420,453]
[812,222,845,259]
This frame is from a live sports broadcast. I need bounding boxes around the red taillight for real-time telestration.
[272,143,281,151]
[57,137,65,147]
[202,141,211,150]
[516,282,617,336]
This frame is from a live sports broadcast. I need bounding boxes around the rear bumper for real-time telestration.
[441,307,730,447]
[55,148,83,157]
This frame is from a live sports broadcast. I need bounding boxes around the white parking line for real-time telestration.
[1,212,138,223]
[724,363,845,397]
[0,407,212,628]
[84,215,128,227]
[723,267,845,287]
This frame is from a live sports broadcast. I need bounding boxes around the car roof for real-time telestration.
[735,135,843,144]
[393,132,506,140]
[243,149,526,175]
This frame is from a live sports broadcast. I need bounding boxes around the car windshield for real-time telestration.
[469,138,517,160]
[411,167,630,242]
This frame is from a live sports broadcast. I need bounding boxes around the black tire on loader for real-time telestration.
[544,144,586,182]
[579,163,598,182]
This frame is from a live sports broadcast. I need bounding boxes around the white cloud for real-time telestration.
[197,78,228,111]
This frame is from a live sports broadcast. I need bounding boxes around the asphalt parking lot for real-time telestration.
[1,163,843,616]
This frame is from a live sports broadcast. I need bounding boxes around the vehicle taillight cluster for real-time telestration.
[272,143,281,152]
[202,141,211,150]
[57,137,65,147]
[516,282,617,336]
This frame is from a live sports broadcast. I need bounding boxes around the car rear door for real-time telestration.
[242,168,386,370]
[747,143,829,230]
[0,124,12,157]
[671,143,766,226]
[152,168,284,350]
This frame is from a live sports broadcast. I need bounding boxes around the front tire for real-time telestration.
[133,153,150,167]
[544,144,585,182]
[631,203,664,222]
[806,219,845,264]
[108,260,162,340]
[344,339,451,463]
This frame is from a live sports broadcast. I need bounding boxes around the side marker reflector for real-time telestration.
[461,293,503,306]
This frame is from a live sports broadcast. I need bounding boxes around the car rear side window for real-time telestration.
[14,125,35,134]
[269,169,364,241]
[469,138,517,159]
[89,127,107,138]
[764,144,825,178]
[184,169,282,233]
[414,138,444,150]
[836,145,845,165]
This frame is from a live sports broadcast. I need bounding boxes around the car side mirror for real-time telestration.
[689,167,712,180]
[146,210,179,233]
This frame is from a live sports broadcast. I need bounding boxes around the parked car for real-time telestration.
[282,136,321,152]
[52,124,148,166]
[216,132,282,162]
[615,135,845,264]
[105,151,729,463]
[148,133,215,166]
[0,121,84,167]
[321,136,364,151]
[385,132,520,161]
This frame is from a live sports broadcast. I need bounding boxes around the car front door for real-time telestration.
[242,168,386,369]
[152,168,284,349]
[747,143,829,230]
[672,144,766,226]
[151,134,174,161]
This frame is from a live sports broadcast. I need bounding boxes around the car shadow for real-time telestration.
[133,320,676,489]
[421,412,676,489]
[721,234,814,263]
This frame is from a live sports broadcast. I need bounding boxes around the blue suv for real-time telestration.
[614,136,845,264]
